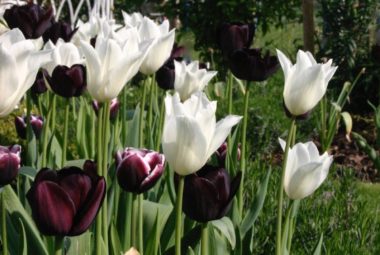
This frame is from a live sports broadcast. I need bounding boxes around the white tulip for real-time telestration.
[276,49,338,116]
[279,138,333,200]
[162,92,242,175]
[80,35,150,102]
[122,11,143,29]
[0,28,51,117]
[138,17,175,75]
[174,60,217,101]
[43,39,82,75]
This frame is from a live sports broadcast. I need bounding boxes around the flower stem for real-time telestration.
[201,223,208,255]
[155,97,165,152]
[238,81,250,216]
[95,106,104,255]
[175,175,185,255]
[62,101,70,167]
[131,194,137,247]
[25,91,34,167]
[226,71,233,172]
[137,194,143,255]
[42,94,55,167]
[1,192,8,255]
[102,102,110,251]
[147,74,156,148]
[139,78,148,148]
[275,118,296,255]
[54,236,64,255]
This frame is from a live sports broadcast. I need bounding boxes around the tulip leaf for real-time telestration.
[3,185,48,255]
[126,105,141,147]
[187,247,195,255]
[210,221,230,254]
[64,159,86,168]
[17,218,27,255]
[26,133,37,167]
[233,75,246,95]
[211,217,236,249]
[163,225,202,255]
[214,81,226,98]
[240,168,272,237]
[143,200,172,245]
[341,112,352,137]
[19,166,37,180]
[145,210,160,255]
[313,233,324,255]
[110,223,123,255]
[66,232,92,255]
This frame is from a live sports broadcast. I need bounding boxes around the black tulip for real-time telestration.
[31,69,48,95]
[179,165,242,222]
[45,64,86,98]
[229,48,279,82]
[43,20,77,44]
[15,115,44,140]
[3,3,54,39]
[26,166,106,236]
[0,145,21,187]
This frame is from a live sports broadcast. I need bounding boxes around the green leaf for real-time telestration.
[240,168,272,237]
[341,112,352,137]
[143,200,172,244]
[64,159,86,168]
[3,185,48,255]
[66,232,92,255]
[146,210,160,255]
[110,223,123,255]
[313,233,324,255]
[19,166,37,180]
[126,105,141,147]
[18,218,27,255]
[211,217,236,249]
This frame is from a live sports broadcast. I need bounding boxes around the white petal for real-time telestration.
[276,49,292,79]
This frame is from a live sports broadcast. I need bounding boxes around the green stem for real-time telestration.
[155,96,165,152]
[139,79,148,148]
[41,94,55,167]
[131,194,137,247]
[122,87,128,146]
[320,96,327,151]
[201,223,208,255]
[62,101,70,167]
[54,236,64,255]
[138,194,143,254]
[1,192,8,255]
[51,94,57,134]
[238,81,250,216]
[226,71,233,172]
[25,91,34,167]
[95,106,104,255]
[275,118,296,255]
[102,102,110,251]
[175,175,185,255]
[147,74,156,148]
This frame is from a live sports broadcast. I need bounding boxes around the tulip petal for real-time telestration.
[117,154,150,192]
[207,115,242,160]
[276,49,292,79]
[140,162,164,193]
[27,181,76,236]
[219,171,242,218]
[80,40,102,100]
[69,177,106,236]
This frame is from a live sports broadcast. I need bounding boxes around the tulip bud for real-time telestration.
[156,60,175,90]
[43,20,77,44]
[179,164,241,222]
[15,115,44,140]
[26,166,106,236]
[92,98,120,120]
[229,48,279,82]
[31,69,48,95]
[45,64,87,98]
[3,3,54,39]
[116,148,165,194]
[0,145,21,187]
[215,142,241,167]
[217,22,255,58]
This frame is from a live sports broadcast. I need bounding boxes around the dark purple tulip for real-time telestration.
[171,43,186,59]
[31,69,48,95]
[43,20,77,44]
[15,115,44,140]
[26,166,106,236]
[215,142,241,167]
[217,22,255,57]
[0,145,21,187]
[3,3,53,39]
[116,148,165,194]
[372,45,380,63]
[92,98,120,120]
[180,165,241,222]
[156,59,175,90]
[229,48,279,82]
[45,64,86,98]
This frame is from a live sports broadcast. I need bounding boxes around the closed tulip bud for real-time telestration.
[43,21,77,44]
[15,115,44,139]
[92,98,120,120]
[229,48,279,82]
[277,49,338,117]
[215,142,241,167]
[116,148,165,194]
[0,145,21,187]
[3,3,53,39]
[279,139,333,200]
[179,164,241,222]
[26,166,106,236]
[217,22,255,57]
[156,60,175,90]
[31,69,48,95]
[163,92,242,175]
[45,64,86,98]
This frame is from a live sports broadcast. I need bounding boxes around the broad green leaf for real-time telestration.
[240,168,272,237]
[64,159,86,168]
[3,185,48,255]
[19,166,37,180]
[341,112,352,137]
[146,210,160,255]
[143,200,172,244]
[18,218,27,255]
[66,232,92,255]
[211,217,236,249]
[110,223,123,255]
[126,106,141,147]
